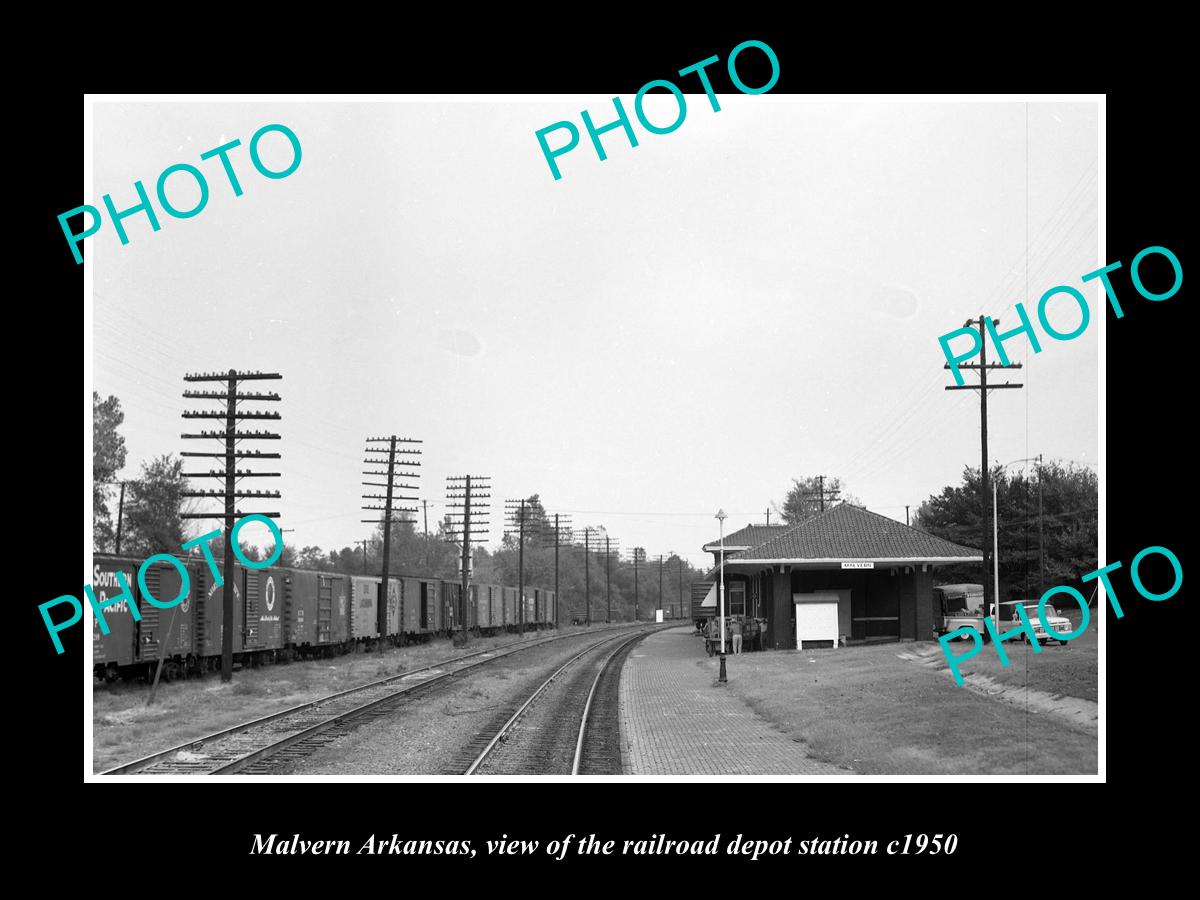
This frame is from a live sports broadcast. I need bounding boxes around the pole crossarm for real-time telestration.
[182,369,282,684]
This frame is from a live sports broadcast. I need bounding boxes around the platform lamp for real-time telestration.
[716,508,728,684]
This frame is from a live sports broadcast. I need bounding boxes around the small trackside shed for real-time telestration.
[702,504,982,650]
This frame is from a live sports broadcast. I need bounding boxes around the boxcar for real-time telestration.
[281,568,318,653]
[348,576,379,641]
[414,578,441,635]
[316,571,351,648]
[242,567,284,654]
[192,560,246,663]
[398,576,421,638]
[91,555,141,680]
[136,555,197,677]
[502,586,518,630]
[350,576,405,643]
[480,583,502,632]
[439,581,460,633]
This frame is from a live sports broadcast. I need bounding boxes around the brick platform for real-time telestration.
[619,627,848,775]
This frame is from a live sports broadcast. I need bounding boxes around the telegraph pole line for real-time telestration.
[181,369,282,683]
[115,481,127,554]
[804,475,841,513]
[1036,454,1045,594]
[629,547,646,621]
[945,316,1024,622]
[356,539,369,573]
[96,479,132,554]
[578,527,601,627]
[423,499,430,573]
[541,513,572,630]
[658,553,664,616]
[603,536,616,623]
[677,555,683,619]
[446,475,491,643]
[363,435,421,643]
[505,498,533,633]
[594,534,619,623]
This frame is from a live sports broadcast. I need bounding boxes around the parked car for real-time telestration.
[1001,601,1074,645]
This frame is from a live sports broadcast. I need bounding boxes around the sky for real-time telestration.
[90,98,1099,569]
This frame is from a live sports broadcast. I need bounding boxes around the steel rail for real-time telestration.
[463,632,632,775]
[571,630,650,774]
[99,623,635,776]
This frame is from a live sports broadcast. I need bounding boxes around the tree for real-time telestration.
[297,545,331,571]
[123,454,190,556]
[774,475,861,524]
[93,393,127,551]
[267,542,297,568]
[912,460,1098,599]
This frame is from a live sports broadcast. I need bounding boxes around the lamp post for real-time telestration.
[993,456,1040,634]
[716,508,727,684]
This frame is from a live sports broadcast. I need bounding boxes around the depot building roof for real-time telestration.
[702,524,789,554]
[716,504,982,568]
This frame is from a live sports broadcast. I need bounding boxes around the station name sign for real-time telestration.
[841,562,874,570]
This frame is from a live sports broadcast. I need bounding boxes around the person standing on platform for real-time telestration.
[730,617,743,654]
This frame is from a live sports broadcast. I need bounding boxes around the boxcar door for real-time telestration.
[244,569,263,649]
[317,575,333,644]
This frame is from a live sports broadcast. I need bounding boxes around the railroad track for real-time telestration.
[98,625,648,776]
[452,627,653,776]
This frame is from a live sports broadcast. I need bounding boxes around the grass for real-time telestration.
[92,623,614,772]
[714,620,1098,775]
[946,608,1098,702]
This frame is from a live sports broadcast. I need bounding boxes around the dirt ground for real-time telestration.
[712,612,1098,775]
[91,624,620,772]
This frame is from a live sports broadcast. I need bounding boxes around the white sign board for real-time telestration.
[655,609,664,623]
[841,561,874,569]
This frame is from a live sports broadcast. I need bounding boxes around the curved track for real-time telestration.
[99,625,646,776]
[454,628,653,775]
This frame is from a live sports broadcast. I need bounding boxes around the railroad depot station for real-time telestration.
[694,504,982,650]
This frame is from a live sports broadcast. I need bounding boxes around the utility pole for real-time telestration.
[945,317,1023,622]
[604,536,611,623]
[629,547,645,621]
[356,539,369,573]
[658,553,664,617]
[446,475,491,643]
[1036,454,1045,594]
[677,555,683,619]
[363,435,421,642]
[580,527,599,627]
[806,475,841,513]
[602,536,620,623]
[505,498,532,633]
[115,481,127,554]
[423,499,430,572]
[542,513,572,629]
[181,369,282,683]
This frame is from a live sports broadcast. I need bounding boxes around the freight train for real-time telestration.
[91,554,558,683]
